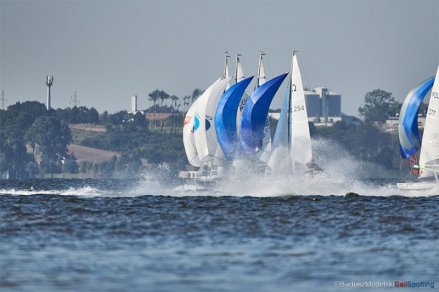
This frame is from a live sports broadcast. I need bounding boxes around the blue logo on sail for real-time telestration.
[193,115,200,131]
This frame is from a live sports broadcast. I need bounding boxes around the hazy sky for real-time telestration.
[1,0,438,115]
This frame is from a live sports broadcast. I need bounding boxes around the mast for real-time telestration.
[224,52,231,91]
[235,54,245,83]
[224,52,230,78]
[257,52,266,88]
[235,54,239,83]
[287,50,296,151]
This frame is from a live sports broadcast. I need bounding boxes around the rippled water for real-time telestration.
[1,176,438,291]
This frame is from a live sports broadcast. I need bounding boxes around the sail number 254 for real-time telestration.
[293,105,305,112]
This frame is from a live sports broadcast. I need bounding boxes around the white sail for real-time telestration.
[194,77,231,162]
[257,53,267,87]
[235,54,248,137]
[257,53,272,163]
[183,99,202,167]
[419,66,439,178]
[224,53,231,91]
[289,53,312,165]
[236,54,245,83]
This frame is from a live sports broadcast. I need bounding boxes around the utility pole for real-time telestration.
[70,91,80,107]
[1,89,5,110]
[46,75,54,110]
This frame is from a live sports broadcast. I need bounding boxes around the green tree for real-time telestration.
[132,111,147,127]
[63,158,79,173]
[109,110,129,125]
[358,89,398,122]
[27,116,72,173]
[191,88,202,103]
[170,95,179,130]
[148,90,170,129]
[100,111,109,125]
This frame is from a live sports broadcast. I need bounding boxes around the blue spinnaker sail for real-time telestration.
[215,76,254,160]
[399,76,435,159]
[240,73,288,154]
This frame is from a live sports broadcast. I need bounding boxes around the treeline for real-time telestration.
[80,121,186,170]
[312,122,399,170]
[0,102,73,178]
[0,100,186,179]
[1,88,425,179]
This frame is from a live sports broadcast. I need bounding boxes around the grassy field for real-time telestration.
[69,124,119,163]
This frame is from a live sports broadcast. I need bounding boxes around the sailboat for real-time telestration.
[182,52,312,181]
[183,98,202,168]
[397,66,438,190]
[180,53,232,181]
[255,53,273,163]
[215,76,254,160]
[181,78,226,180]
[239,73,288,155]
[267,51,313,174]
[192,76,231,180]
[215,54,270,159]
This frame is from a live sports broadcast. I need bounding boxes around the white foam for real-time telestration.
[1,138,438,198]
[0,188,59,196]
[59,186,104,197]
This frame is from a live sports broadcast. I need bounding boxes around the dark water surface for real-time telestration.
[1,179,438,291]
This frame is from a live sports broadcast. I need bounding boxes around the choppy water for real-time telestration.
[1,175,438,291]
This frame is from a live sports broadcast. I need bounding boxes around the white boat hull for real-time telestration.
[396,181,438,190]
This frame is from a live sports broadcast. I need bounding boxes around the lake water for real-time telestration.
[1,174,438,291]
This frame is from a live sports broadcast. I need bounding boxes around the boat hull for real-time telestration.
[396,181,437,190]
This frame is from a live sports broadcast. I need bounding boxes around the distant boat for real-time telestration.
[397,66,438,190]
[268,51,313,173]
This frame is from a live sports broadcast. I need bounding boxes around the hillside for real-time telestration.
[69,124,119,164]
[68,144,119,164]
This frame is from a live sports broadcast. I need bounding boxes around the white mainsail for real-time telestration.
[224,53,231,91]
[268,51,312,172]
[290,52,312,165]
[235,54,249,137]
[257,52,266,87]
[194,77,231,162]
[183,99,201,167]
[236,54,245,83]
[419,66,439,178]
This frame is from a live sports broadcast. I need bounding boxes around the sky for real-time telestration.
[1,0,438,115]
